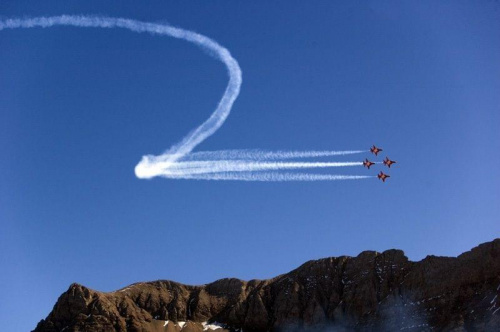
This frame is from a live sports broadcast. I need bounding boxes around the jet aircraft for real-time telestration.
[363,159,375,169]
[378,171,390,182]
[370,145,383,156]
[383,157,397,168]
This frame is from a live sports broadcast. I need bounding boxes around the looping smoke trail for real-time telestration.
[0,15,371,182]
[0,15,240,164]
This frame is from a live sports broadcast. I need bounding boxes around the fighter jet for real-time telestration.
[378,171,390,182]
[363,158,375,169]
[370,145,383,156]
[383,157,397,168]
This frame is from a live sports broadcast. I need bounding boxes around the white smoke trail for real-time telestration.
[0,15,372,182]
[164,172,374,182]
[0,15,240,163]
[138,160,363,178]
[183,150,367,161]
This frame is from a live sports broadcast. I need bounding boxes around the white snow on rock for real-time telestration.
[202,321,225,330]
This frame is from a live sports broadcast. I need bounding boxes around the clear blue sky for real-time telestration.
[1,1,499,331]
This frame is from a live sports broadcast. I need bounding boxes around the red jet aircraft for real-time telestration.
[383,157,397,168]
[363,158,375,169]
[370,145,383,156]
[378,171,390,182]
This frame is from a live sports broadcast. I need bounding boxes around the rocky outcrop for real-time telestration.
[34,239,500,331]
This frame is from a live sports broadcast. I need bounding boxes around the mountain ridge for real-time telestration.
[34,239,500,331]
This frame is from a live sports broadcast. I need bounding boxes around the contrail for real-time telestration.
[1,15,372,182]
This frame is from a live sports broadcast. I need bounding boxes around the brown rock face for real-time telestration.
[33,239,500,331]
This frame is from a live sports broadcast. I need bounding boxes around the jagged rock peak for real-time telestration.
[34,238,500,331]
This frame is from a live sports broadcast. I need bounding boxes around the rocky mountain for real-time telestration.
[34,239,500,331]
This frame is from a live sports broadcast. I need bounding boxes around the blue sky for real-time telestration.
[1,1,500,331]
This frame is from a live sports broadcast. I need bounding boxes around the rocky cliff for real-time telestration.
[34,239,500,331]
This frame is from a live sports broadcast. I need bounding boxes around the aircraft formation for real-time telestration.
[363,145,396,183]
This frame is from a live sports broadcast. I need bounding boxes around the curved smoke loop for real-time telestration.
[0,15,371,181]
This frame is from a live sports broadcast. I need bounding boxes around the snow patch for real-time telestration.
[202,321,225,330]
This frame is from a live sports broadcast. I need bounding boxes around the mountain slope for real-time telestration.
[33,239,500,331]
